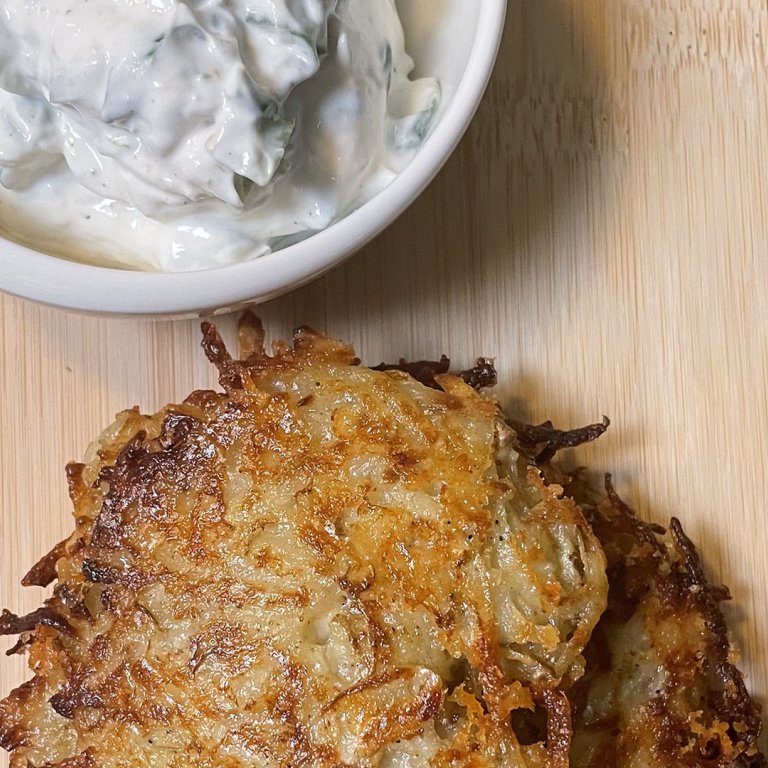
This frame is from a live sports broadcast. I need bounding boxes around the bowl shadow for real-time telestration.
[257,0,618,365]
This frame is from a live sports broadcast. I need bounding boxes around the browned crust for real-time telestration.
[21,540,68,588]
[537,688,572,768]
[568,476,765,768]
[509,416,610,463]
[373,356,452,388]
[460,358,497,390]
[0,607,73,639]
[0,678,46,750]
[373,357,497,390]
[41,750,97,768]
[200,320,243,390]
[238,311,266,359]
[49,683,105,720]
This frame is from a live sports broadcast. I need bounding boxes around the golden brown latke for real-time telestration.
[566,476,765,768]
[0,316,607,768]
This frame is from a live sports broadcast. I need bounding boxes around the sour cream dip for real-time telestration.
[0,0,439,271]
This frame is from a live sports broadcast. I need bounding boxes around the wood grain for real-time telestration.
[2,0,767,760]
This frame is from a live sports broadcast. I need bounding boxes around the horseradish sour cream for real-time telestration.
[0,0,439,271]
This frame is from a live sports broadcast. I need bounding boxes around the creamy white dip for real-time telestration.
[0,0,439,271]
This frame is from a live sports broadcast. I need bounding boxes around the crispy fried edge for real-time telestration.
[562,475,766,767]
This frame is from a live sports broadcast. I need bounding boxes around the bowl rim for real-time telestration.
[0,0,508,316]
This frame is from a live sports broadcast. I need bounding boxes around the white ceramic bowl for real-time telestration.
[0,0,507,316]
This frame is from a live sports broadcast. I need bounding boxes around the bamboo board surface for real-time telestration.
[2,0,767,760]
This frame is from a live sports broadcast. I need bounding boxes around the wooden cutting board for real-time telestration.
[2,0,767,760]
